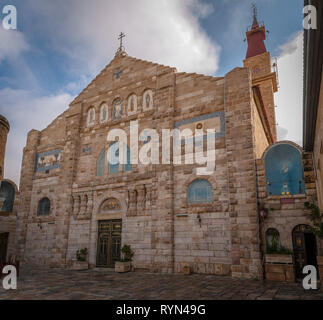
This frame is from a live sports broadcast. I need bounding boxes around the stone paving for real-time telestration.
[0,266,323,300]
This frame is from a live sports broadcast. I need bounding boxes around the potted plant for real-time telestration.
[76,248,88,262]
[183,266,191,275]
[115,244,134,273]
[70,248,89,271]
[265,235,294,282]
[265,234,293,264]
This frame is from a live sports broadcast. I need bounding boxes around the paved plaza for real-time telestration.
[1,266,323,300]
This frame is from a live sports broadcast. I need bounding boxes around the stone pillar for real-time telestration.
[52,104,82,267]
[150,67,176,273]
[86,192,93,219]
[16,129,40,261]
[137,185,146,213]
[0,115,10,180]
[127,189,137,217]
[224,67,262,280]
[72,194,80,217]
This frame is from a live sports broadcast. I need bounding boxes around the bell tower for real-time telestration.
[0,115,10,180]
[244,5,278,141]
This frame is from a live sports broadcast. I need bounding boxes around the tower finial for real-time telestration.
[251,3,259,29]
[118,32,125,52]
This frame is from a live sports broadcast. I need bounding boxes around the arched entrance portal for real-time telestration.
[292,225,318,279]
[96,198,122,268]
[0,233,9,264]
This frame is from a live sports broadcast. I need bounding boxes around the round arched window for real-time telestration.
[187,179,213,204]
[38,198,51,216]
[0,181,15,213]
[264,143,305,195]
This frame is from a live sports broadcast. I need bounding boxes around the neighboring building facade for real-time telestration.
[0,115,19,264]
[304,0,323,211]
[15,14,320,280]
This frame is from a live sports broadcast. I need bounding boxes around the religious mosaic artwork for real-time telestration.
[174,111,225,145]
[101,198,121,212]
[100,103,108,123]
[35,149,62,172]
[140,129,152,144]
[127,94,137,116]
[112,98,123,120]
[87,107,96,127]
[142,90,153,111]
[265,143,305,196]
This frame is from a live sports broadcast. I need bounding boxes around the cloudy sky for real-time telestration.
[0,0,304,185]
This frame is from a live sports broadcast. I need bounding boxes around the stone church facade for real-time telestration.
[14,16,322,280]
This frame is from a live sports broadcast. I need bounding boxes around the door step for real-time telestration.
[93,267,115,272]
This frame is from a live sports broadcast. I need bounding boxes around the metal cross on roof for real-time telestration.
[118,32,125,51]
[113,68,123,79]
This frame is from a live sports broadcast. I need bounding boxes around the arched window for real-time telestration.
[266,228,280,252]
[100,103,108,123]
[108,142,132,174]
[127,94,137,115]
[86,107,96,127]
[265,144,305,196]
[0,181,15,213]
[96,148,106,176]
[38,197,51,216]
[142,90,153,111]
[187,179,213,204]
[112,98,123,120]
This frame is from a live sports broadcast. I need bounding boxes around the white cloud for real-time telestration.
[0,89,73,185]
[25,0,220,75]
[274,31,303,146]
[0,27,29,63]
[1,0,221,186]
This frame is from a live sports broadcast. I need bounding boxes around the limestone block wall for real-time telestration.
[225,67,262,280]
[244,52,277,141]
[122,215,152,270]
[0,182,19,260]
[24,222,55,266]
[66,219,91,264]
[313,71,323,211]
[251,97,270,159]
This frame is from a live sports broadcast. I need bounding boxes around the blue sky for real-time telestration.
[0,0,305,184]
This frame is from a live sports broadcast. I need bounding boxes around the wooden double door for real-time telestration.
[0,233,9,264]
[292,225,318,279]
[96,220,122,268]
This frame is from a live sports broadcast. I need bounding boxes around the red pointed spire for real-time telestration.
[251,3,259,29]
[246,5,267,59]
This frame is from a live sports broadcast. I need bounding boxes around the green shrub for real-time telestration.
[76,248,88,262]
[120,244,134,262]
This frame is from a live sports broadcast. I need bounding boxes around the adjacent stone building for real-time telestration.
[0,115,19,265]
[15,13,321,280]
[304,0,323,211]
